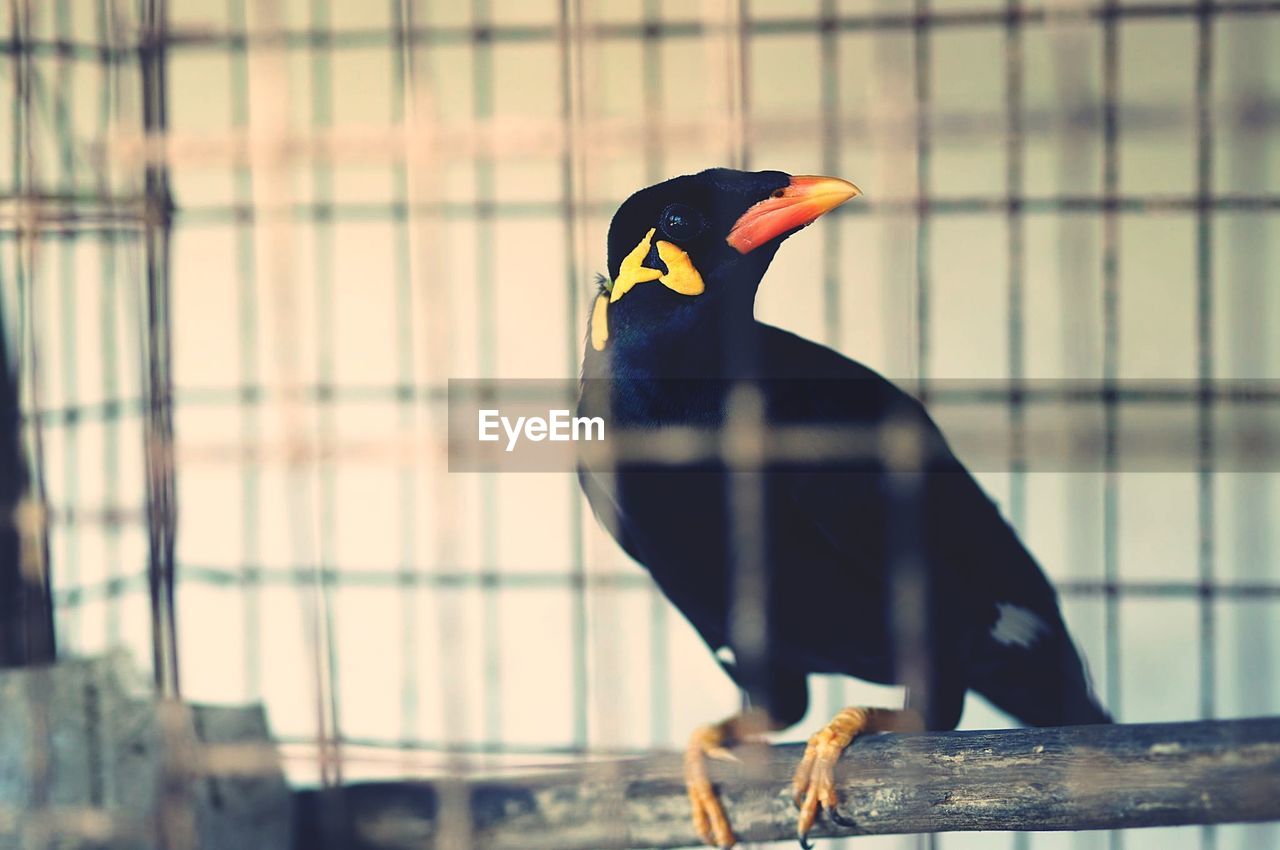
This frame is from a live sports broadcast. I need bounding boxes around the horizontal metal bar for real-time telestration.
[50,568,1280,607]
[50,567,655,606]
[73,89,1277,174]
[163,193,1276,225]
[7,0,1275,59]
[21,379,1280,430]
[1057,580,1280,599]
[280,734,650,759]
[4,190,1276,237]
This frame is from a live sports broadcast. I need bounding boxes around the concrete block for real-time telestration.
[0,654,291,850]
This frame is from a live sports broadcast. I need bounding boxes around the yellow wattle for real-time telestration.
[610,227,662,304]
[596,229,706,350]
[590,292,609,351]
[655,240,705,296]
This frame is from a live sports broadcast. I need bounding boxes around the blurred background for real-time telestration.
[1,0,1278,848]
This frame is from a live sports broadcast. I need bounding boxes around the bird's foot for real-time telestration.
[685,722,740,848]
[684,710,776,849]
[791,707,924,847]
[791,707,867,845]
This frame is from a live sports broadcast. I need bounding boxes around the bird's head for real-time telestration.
[588,168,860,366]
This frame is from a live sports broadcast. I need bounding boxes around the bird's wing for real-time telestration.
[753,324,977,572]
[752,327,1111,725]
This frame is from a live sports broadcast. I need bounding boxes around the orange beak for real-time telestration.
[726,175,861,254]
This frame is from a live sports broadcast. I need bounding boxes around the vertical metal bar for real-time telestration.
[705,0,748,171]
[138,6,199,842]
[1006,6,1029,850]
[720,0,763,734]
[98,0,123,650]
[557,0,590,752]
[913,0,931,388]
[396,2,472,845]
[1193,0,1216,721]
[139,0,180,697]
[733,0,748,171]
[1101,3,1122,849]
[239,0,340,794]
[818,0,847,733]
[883,419,932,850]
[641,0,671,748]
[7,0,20,193]
[1045,6,1102,768]
[1101,0,1120,712]
[904,11,935,848]
[819,0,841,351]
[472,0,503,750]
[53,0,80,652]
[389,0,420,753]
[309,0,344,784]
[1006,0,1026,535]
[914,13,935,850]
[1193,3,1216,848]
[227,0,262,700]
[560,12,630,842]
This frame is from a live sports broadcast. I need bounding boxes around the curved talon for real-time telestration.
[797,833,815,850]
[705,746,741,763]
[829,809,857,828]
[791,706,880,844]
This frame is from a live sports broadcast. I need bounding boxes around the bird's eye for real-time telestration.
[659,203,704,243]
[770,189,785,199]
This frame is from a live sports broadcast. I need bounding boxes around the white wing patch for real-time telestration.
[715,645,737,668]
[991,603,1048,650]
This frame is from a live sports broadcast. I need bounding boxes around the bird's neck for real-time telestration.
[585,312,762,382]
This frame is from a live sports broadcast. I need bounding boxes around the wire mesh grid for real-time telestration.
[2,0,1279,848]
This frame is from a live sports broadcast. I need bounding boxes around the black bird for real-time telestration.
[576,168,1110,848]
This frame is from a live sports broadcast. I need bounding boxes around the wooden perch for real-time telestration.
[294,717,1280,850]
